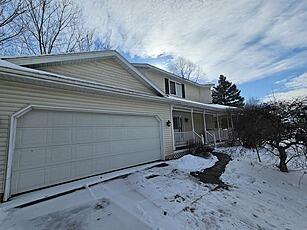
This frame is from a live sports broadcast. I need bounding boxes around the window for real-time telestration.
[176,83,182,97]
[170,81,176,94]
[169,80,185,98]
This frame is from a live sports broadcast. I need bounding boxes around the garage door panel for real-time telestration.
[72,144,93,160]
[17,110,48,128]
[15,128,47,148]
[48,146,72,163]
[71,159,94,177]
[128,127,160,139]
[15,148,47,169]
[48,111,73,127]
[94,127,112,141]
[72,127,94,143]
[110,127,127,140]
[15,168,46,193]
[48,163,72,184]
[11,110,162,195]
[47,128,72,145]
[93,142,111,155]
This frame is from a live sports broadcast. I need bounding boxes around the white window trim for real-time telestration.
[169,80,184,98]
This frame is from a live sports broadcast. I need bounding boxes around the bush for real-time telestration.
[234,98,307,172]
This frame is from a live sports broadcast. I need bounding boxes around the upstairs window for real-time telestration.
[168,80,185,98]
[170,81,176,94]
[176,83,182,97]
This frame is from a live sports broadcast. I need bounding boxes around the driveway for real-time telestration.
[0,155,217,230]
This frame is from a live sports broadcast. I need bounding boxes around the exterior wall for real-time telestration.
[137,68,165,90]
[200,87,212,103]
[136,67,212,103]
[184,84,201,102]
[35,59,155,95]
[0,79,173,197]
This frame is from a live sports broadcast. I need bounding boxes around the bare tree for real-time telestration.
[0,0,25,44]
[168,57,203,82]
[16,0,105,55]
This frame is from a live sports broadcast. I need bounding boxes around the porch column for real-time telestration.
[216,113,221,141]
[203,110,207,144]
[191,108,195,141]
[230,113,234,129]
[227,115,230,129]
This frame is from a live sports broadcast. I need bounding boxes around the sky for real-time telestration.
[79,0,307,101]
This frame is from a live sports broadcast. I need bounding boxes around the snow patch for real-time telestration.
[169,154,218,172]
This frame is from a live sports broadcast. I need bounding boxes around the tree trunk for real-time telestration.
[278,148,288,172]
[255,148,261,163]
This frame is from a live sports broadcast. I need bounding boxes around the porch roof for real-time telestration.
[168,96,238,112]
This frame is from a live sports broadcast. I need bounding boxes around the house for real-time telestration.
[0,50,236,202]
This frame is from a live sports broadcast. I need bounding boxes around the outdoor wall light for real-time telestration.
[166,120,172,127]
[185,118,189,122]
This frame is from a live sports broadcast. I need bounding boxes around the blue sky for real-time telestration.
[80,0,307,101]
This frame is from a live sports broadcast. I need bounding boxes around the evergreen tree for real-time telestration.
[212,75,245,107]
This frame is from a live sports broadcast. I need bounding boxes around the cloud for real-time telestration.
[79,0,307,84]
[264,72,307,101]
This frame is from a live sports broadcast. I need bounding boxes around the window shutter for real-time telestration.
[165,78,169,94]
[182,84,185,98]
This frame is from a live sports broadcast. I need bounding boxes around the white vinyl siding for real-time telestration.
[137,67,212,103]
[0,80,173,195]
[35,59,155,95]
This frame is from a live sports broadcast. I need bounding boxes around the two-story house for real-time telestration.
[134,63,235,151]
[0,51,235,201]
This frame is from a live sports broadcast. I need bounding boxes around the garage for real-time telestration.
[10,108,162,195]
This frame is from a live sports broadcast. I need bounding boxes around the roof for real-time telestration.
[0,59,167,102]
[133,63,214,88]
[0,51,232,112]
[2,50,165,96]
[168,96,238,112]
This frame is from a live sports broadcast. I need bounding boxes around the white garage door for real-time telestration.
[11,109,162,195]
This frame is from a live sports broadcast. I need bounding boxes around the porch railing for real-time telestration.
[174,131,194,146]
[174,129,232,148]
[205,130,216,147]
[220,129,229,141]
[193,131,205,145]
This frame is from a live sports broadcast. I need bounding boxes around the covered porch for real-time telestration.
[172,107,235,150]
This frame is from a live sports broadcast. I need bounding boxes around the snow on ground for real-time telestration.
[0,151,306,230]
[168,154,218,172]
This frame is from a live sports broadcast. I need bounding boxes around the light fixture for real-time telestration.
[166,120,171,127]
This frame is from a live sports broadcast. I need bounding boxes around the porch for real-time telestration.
[172,108,234,150]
